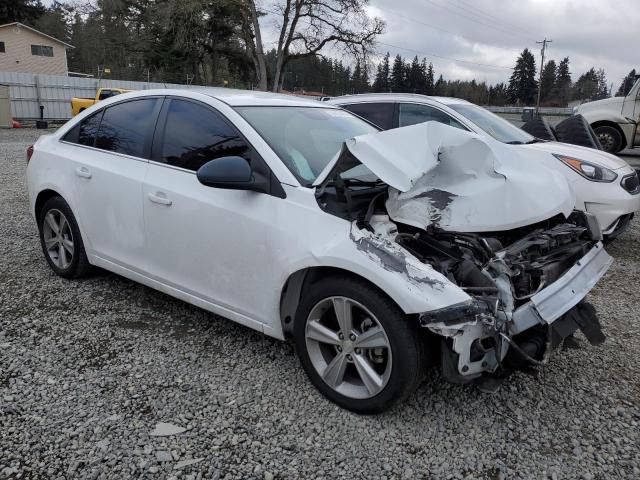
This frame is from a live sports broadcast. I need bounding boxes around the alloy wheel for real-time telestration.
[304,296,392,399]
[42,209,74,270]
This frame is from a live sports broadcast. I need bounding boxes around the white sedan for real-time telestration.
[27,89,611,412]
[328,94,640,238]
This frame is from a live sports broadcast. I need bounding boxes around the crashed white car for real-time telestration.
[328,94,640,238]
[27,89,611,413]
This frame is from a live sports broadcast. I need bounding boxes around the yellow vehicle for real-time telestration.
[71,88,132,116]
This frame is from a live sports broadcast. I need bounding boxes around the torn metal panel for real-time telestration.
[377,123,575,232]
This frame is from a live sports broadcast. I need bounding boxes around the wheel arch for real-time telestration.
[591,120,627,145]
[35,188,63,221]
[279,266,415,339]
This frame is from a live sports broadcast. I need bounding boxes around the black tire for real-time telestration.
[521,117,557,141]
[38,196,91,279]
[593,125,624,154]
[294,276,425,413]
[555,115,604,150]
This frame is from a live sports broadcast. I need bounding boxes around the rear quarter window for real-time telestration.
[62,111,103,147]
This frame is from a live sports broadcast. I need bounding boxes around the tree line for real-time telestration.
[4,1,637,106]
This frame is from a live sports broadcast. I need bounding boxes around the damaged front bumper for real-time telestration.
[421,243,612,382]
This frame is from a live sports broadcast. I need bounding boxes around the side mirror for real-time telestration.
[196,156,267,193]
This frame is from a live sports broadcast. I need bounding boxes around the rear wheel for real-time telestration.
[594,125,623,153]
[38,196,91,278]
[294,276,424,413]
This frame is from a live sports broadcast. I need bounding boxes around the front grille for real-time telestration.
[621,172,640,194]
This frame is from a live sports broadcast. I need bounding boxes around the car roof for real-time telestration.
[327,93,472,107]
[115,87,332,107]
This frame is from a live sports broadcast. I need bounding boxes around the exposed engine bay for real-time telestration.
[316,173,611,390]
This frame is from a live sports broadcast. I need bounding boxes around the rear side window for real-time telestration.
[399,103,467,130]
[341,103,394,130]
[159,99,250,171]
[95,98,157,158]
[63,112,102,147]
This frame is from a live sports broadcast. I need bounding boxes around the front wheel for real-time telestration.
[594,125,623,153]
[294,277,425,413]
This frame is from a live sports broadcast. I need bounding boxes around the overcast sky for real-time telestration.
[364,0,639,90]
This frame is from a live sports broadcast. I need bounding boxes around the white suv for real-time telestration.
[328,94,640,238]
[27,89,611,412]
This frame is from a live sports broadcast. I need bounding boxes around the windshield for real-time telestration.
[236,106,378,185]
[448,103,536,144]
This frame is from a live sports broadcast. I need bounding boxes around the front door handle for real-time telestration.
[75,166,92,179]
[147,192,172,206]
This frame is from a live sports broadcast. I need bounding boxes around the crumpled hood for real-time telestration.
[317,122,576,233]
[521,141,630,170]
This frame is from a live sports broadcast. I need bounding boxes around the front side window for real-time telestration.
[62,111,102,147]
[399,103,467,130]
[31,45,54,57]
[341,103,394,130]
[95,98,157,157]
[160,99,251,172]
[236,106,378,184]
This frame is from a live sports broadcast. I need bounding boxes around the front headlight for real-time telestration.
[553,154,618,182]
[572,106,579,114]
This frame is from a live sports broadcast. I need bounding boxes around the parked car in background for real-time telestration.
[328,94,640,238]
[574,76,640,154]
[27,89,611,413]
[71,87,132,116]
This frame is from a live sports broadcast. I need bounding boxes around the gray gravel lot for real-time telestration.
[1,128,639,480]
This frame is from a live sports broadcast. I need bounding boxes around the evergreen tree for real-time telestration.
[425,62,435,95]
[434,74,446,96]
[0,0,44,25]
[595,68,609,99]
[488,83,508,105]
[406,56,423,93]
[555,57,572,106]
[572,67,600,101]
[372,52,390,92]
[539,59,556,102]
[390,54,405,92]
[615,69,636,96]
[507,48,537,105]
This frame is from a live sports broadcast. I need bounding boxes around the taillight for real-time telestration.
[26,145,34,163]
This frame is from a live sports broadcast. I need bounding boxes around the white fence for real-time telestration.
[485,105,573,115]
[0,71,205,120]
[0,70,575,121]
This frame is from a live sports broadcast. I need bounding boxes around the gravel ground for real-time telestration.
[1,128,639,480]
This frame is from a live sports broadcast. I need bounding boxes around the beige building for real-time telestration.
[0,22,72,76]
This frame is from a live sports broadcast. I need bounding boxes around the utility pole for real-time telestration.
[535,38,552,114]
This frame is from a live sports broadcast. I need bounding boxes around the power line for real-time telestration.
[422,0,533,43]
[377,41,513,70]
[373,5,467,38]
[453,0,537,38]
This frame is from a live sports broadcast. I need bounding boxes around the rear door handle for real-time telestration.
[75,166,92,179]
[147,192,172,206]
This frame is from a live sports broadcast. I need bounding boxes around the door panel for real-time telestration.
[71,148,148,268]
[65,98,160,270]
[143,164,278,322]
[143,97,281,324]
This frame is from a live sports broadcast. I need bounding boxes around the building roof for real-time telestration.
[0,22,74,49]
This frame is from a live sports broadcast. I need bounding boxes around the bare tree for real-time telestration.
[242,0,384,91]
